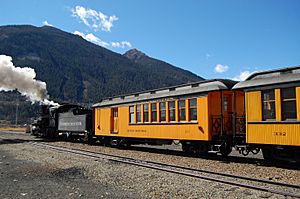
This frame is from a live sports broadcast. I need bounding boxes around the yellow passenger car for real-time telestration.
[233,66,300,162]
[93,79,244,156]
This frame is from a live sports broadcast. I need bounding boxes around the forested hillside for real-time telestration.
[0,25,203,103]
[0,25,203,124]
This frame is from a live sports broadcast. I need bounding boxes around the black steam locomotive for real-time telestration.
[32,104,93,141]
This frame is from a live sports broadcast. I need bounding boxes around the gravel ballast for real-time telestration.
[0,132,299,198]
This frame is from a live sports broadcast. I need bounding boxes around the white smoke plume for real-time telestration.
[0,55,59,106]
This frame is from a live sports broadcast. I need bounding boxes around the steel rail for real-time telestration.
[34,142,300,189]
[31,142,300,198]
[0,134,299,197]
[74,145,300,189]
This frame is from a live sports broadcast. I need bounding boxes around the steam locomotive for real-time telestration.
[32,104,93,142]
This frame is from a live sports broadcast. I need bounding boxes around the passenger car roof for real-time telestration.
[232,66,300,90]
[93,79,236,108]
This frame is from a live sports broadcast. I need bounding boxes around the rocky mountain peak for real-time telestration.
[123,48,147,62]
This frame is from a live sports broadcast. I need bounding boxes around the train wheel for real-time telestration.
[182,143,187,153]
[103,137,112,146]
[182,142,192,154]
[262,148,275,162]
[88,135,96,145]
[196,145,207,156]
[121,140,131,148]
[83,133,94,144]
[220,142,232,157]
[182,143,199,155]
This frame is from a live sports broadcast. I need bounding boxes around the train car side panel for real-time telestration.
[297,87,300,120]
[117,97,209,140]
[246,91,262,121]
[246,87,300,146]
[247,124,300,146]
[246,91,262,143]
[275,89,282,121]
[197,97,209,140]
[94,97,210,140]
[94,108,111,136]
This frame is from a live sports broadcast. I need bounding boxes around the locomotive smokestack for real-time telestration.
[0,54,58,106]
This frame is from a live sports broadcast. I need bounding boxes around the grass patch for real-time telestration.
[0,127,26,132]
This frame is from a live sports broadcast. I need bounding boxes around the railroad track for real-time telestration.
[29,141,300,198]
[0,133,299,198]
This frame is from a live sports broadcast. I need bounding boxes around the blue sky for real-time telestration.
[1,0,300,80]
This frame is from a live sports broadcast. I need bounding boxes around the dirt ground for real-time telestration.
[0,134,138,199]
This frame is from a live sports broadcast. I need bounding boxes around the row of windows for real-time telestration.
[129,99,197,124]
[262,87,297,121]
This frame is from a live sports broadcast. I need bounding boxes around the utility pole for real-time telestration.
[15,98,19,126]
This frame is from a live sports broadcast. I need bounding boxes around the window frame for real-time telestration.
[129,105,135,124]
[189,98,197,121]
[261,89,276,121]
[168,101,176,122]
[151,103,157,122]
[281,87,297,121]
[136,104,142,123]
[143,104,149,123]
[159,102,166,122]
[178,100,186,121]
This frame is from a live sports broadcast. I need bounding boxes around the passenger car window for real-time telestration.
[281,87,297,120]
[129,106,135,123]
[168,101,176,122]
[179,100,186,121]
[262,90,275,121]
[151,103,157,122]
[136,104,141,123]
[159,102,166,122]
[143,104,149,122]
[189,99,197,121]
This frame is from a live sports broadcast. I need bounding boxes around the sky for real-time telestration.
[1,0,300,80]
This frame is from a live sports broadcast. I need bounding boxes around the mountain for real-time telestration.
[0,25,203,104]
[123,49,202,85]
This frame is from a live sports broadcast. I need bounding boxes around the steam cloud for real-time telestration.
[0,55,58,106]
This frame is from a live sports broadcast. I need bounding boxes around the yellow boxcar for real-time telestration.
[93,79,244,156]
[233,66,300,162]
